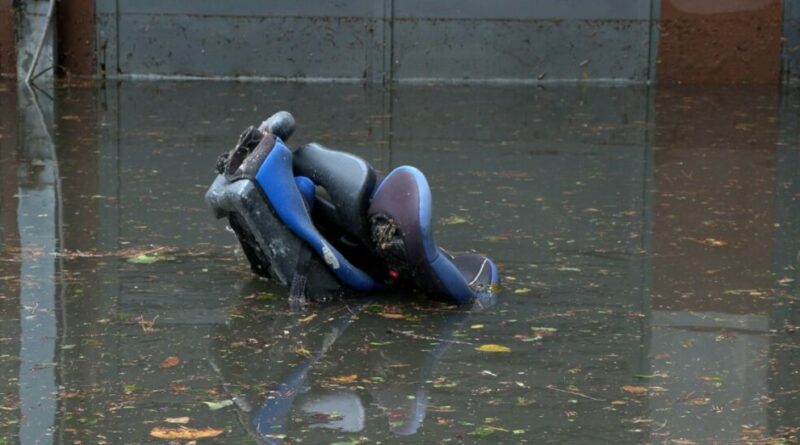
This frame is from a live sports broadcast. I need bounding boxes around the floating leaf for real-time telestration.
[294,345,311,357]
[164,417,189,424]
[127,254,175,264]
[470,426,496,438]
[298,313,317,324]
[378,312,405,320]
[433,377,457,388]
[516,396,535,406]
[621,385,648,394]
[700,375,725,387]
[622,385,668,394]
[202,399,234,411]
[701,238,728,247]
[440,215,468,225]
[161,356,180,369]
[169,383,188,393]
[469,425,510,437]
[149,427,223,440]
[330,374,358,384]
[635,372,667,379]
[530,327,558,332]
[475,344,511,353]
[514,334,543,343]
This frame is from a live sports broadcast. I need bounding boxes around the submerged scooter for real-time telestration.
[205,111,499,305]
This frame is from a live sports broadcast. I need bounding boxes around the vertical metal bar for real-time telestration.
[25,0,56,84]
[647,0,661,84]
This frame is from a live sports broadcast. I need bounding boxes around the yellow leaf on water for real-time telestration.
[475,344,511,353]
[440,215,468,225]
[164,417,189,424]
[701,238,728,247]
[149,427,223,439]
[331,374,358,384]
[622,385,648,394]
[298,313,317,324]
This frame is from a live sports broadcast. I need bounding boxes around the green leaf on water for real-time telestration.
[471,426,495,438]
[203,399,235,411]
[469,425,510,437]
[127,253,175,264]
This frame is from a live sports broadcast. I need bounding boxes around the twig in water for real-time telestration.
[545,384,605,402]
[388,329,473,345]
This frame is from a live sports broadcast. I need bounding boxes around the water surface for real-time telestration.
[0,80,797,444]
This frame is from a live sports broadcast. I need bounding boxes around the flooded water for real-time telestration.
[0,80,798,444]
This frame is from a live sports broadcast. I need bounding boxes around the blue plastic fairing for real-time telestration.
[255,139,383,291]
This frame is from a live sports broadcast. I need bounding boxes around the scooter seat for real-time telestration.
[368,166,499,304]
[293,143,377,245]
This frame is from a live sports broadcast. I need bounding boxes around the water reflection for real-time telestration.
[209,295,472,443]
[16,84,59,445]
[0,79,796,444]
[648,88,797,443]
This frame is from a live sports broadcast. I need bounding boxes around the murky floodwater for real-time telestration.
[0,80,798,444]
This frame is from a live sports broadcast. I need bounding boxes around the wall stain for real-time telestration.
[658,0,783,84]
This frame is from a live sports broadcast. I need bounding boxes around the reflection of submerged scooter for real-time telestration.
[209,300,470,442]
[248,309,356,442]
[206,112,499,305]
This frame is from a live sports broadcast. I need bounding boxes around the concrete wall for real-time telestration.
[0,0,15,76]
[2,0,799,84]
[94,0,657,83]
[786,0,800,83]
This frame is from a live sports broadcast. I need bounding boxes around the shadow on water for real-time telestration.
[0,79,797,444]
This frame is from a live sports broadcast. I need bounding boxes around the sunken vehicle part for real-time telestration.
[206,111,499,304]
